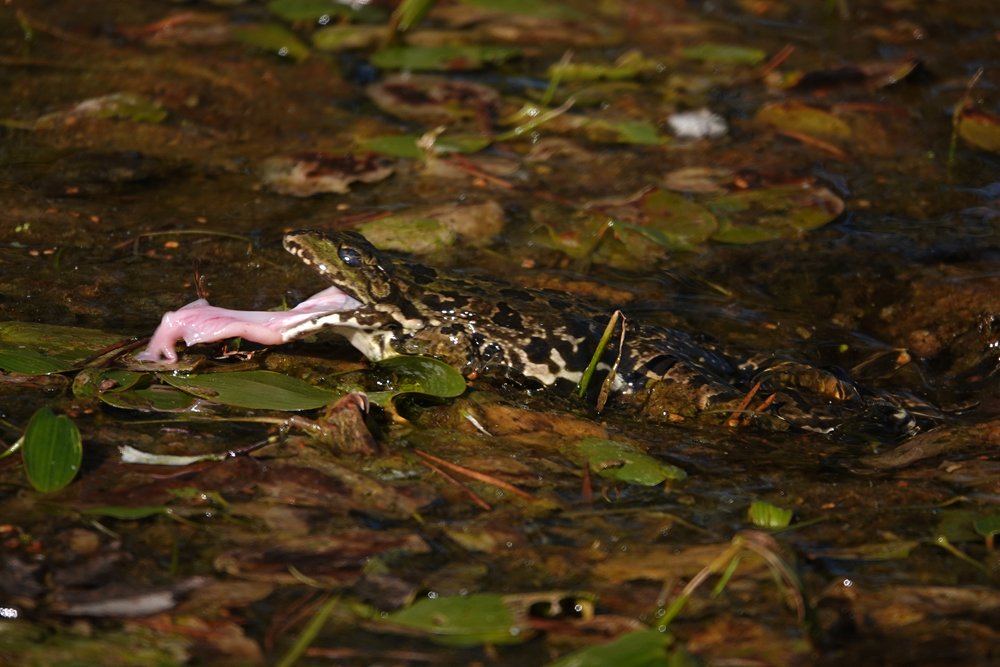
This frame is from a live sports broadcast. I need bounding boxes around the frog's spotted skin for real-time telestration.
[282,229,739,409]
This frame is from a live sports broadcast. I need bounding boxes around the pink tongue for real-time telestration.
[134,285,363,363]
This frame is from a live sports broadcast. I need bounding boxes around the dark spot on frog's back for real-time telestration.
[491,302,523,329]
[499,288,535,302]
[408,264,438,285]
[524,336,550,364]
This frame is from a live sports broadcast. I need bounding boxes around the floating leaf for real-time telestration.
[81,506,172,520]
[543,629,674,667]
[585,119,668,145]
[0,322,123,364]
[22,408,83,493]
[312,24,384,51]
[99,385,198,412]
[375,355,467,398]
[383,594,528,647]
[73,368,145,398]
[755,102,851,141]
[0,347,76,375]
[160,370,340,410]
[748,500,793,529]
[576,436,687,486]
[233,24,310,62]
[707,185,844,243]
[370,45,520,71]
[958,107,1000,154]
[682,44,767,65]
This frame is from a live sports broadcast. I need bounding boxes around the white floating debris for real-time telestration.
[667,108,728,139]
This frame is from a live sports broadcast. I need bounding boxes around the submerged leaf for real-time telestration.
[755,102,852,141]
[576,436,687,486]
[383,594,529,647]
[683,44,767,65]
[232,23,310,62]
[543,629,674,667]
[707,185,844,243]
[160,370,340,410]
[22,408,83,493]
[68,93,168,124]
[81,506,173,519]
[370,45,520,70]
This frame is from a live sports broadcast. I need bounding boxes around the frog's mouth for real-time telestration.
[134,285,364,364]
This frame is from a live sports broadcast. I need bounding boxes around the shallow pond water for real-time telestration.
[2,0,1000,665]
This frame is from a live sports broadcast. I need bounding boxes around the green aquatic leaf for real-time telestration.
[755,102,852,141]
[370,45,520,71]
[576,436,687,486]
[73,92,168,123]
[22,408,83,493]
[312,24,384,51]
[707,185,844,244]
[459,0,583,18]
[98,385,198,412]
[392,0,436,32]
[161,370,340,410]
[586,119,668,145]
[233,24,311,62]
[384,594,528,647]
[682,44,767,65]
[0,322,123,364]
[73,368,145,398]
[0,347,76,375]
[81,506,172,519]
[375,355,467,398]
[543,629,674,667]
[748,500,793,529]
[974,513,1000,539]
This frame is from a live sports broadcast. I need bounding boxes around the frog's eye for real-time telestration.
[338,247,364,267]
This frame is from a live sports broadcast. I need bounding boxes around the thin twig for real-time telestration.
[413,452,492,510]
[773,128,853,161]
[414,449,538,502]
[439,154,515,189]
[726,381,760,427]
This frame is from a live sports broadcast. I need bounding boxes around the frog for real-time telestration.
[136,229,922,432]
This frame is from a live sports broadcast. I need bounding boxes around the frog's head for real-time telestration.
[283,229,400,305]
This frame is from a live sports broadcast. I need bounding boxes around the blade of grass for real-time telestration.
[576,310,621,398]
[275,594,341,667]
